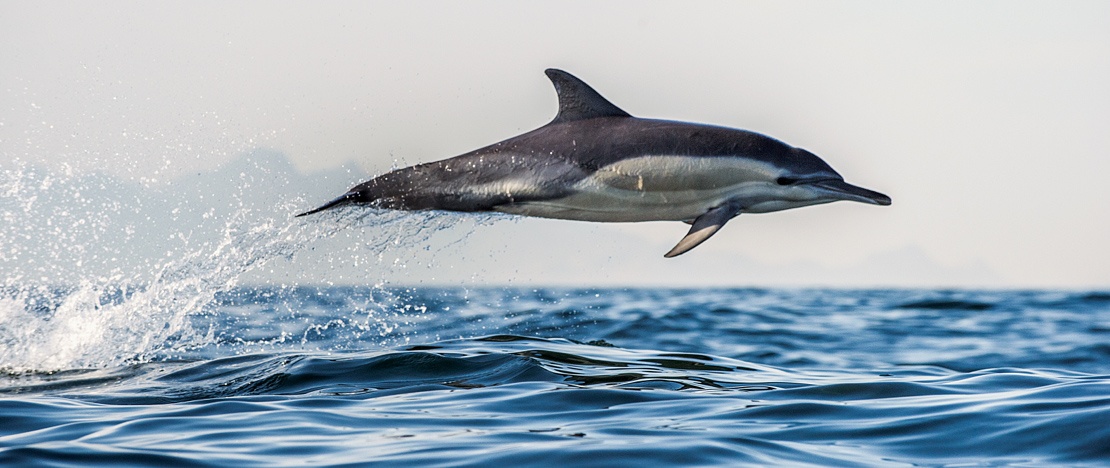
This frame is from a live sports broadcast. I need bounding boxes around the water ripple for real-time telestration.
[4,333,1108,466]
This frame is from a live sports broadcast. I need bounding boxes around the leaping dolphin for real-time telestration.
[298,69,891,257]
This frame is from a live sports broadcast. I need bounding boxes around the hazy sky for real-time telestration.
[3,1,1109,288]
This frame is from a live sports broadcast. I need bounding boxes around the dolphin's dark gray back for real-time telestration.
[298,68,831,215]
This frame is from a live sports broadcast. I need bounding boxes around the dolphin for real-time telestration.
[298,69,891,257]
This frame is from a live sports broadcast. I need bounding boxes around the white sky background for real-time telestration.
[2,1,1109,288]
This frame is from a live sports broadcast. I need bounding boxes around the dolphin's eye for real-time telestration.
[776,177,797,186]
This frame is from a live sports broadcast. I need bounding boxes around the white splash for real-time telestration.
[0,157,473,371]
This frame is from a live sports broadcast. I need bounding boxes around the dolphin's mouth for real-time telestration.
[809,179,892,206]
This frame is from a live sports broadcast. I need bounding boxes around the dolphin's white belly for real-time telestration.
[495,155,785,222]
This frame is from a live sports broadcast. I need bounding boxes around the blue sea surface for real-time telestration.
[3,287,1109,466]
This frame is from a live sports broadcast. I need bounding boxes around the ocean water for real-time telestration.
[2,161,1110,466]
[3,286,1109,467]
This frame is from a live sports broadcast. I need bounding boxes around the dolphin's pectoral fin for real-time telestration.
[663,203,742,258]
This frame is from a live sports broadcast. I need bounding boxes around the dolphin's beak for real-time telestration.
[809,179,891,206]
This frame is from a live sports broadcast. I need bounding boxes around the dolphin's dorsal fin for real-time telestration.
[545,69,631,124]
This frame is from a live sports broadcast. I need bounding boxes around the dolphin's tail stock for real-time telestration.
[295,191,361,217]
